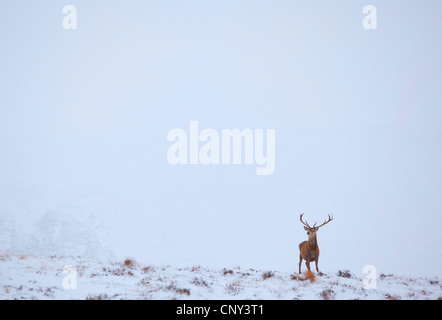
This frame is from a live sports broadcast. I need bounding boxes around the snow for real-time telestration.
[1,253,440,300]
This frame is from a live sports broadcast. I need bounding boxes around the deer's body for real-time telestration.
[298,214,332,274]
[298,237,320,273]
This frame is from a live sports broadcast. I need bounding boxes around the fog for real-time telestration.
[0,1,441,277]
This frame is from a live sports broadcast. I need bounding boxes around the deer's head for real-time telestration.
[300,213,333,239]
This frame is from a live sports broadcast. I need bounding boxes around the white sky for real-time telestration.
[0,1,441,277]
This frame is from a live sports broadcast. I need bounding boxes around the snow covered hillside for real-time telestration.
[1,253,440,300]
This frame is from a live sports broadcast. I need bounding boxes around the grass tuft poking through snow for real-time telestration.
[304,271,316,283]
[262,271,274,280]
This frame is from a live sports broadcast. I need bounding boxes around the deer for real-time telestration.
[298,213,333,274]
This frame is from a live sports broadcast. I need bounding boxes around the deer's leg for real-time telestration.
[315,258,319,273]
[298,255,303,274]
[305,260,311,272]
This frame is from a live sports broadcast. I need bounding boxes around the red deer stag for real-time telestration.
[298,213,333,274]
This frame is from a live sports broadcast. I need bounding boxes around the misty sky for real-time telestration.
[0,1,441,277]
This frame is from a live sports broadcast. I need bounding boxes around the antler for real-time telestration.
[299,213,312,228]
[315,214,333,229]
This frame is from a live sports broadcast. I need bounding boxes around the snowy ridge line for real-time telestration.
[0,210,114,261]
[0,253,441,300]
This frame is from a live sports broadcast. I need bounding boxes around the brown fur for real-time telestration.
[298,231,320,274]
[298,214,333,274]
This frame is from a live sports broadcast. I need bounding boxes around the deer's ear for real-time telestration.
[304,226,309,231]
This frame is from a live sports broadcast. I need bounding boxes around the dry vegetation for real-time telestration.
[262,271,274,280]
[86,293,119,300]
[225,281,243,296]
[165,283,191,296]
[319,288,336,300]
[1,254,441,300]
[192,277,209,287]
[384,293,401,300]
[290,271,316,283]
[337,270,352,279]
[123,258,137,269]
[222,268,234,275]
